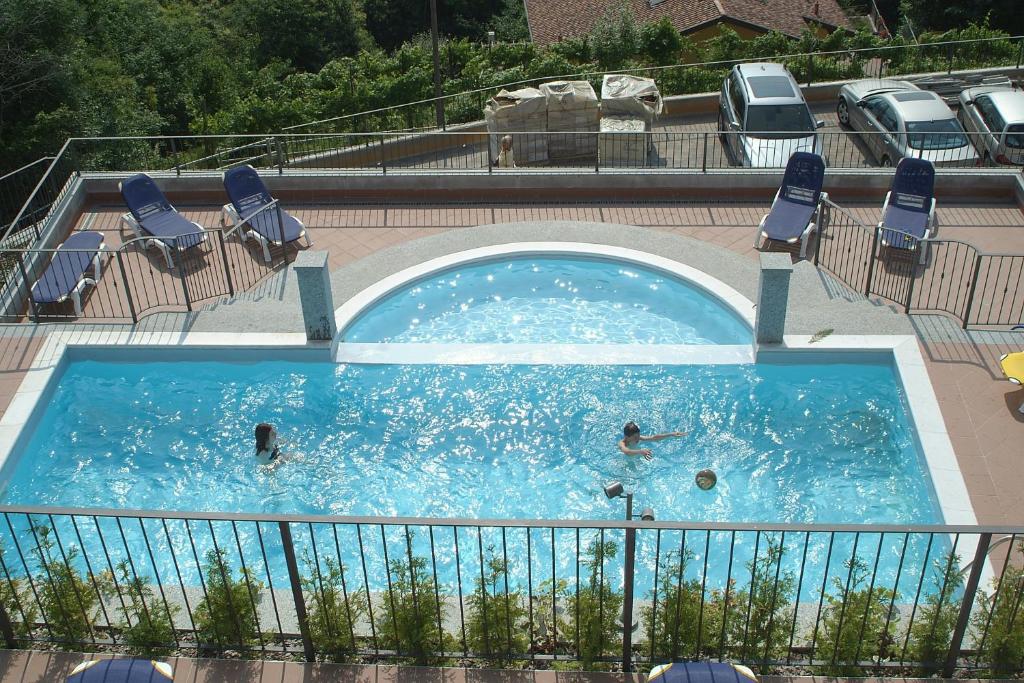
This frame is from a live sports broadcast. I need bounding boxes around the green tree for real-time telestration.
[29,524,103,649]
[972,548,1024,677]
[724,538,795,669]
[639,18,683,66]
[563,539,622,670]
[589,2,639,70]
[641,548,723,661]
[110,560,179,657]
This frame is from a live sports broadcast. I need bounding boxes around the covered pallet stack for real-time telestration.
[599,116,648,167]
[484,87,548,165]
[540,80,600,160]
[599,75,664,167]
[600,74,664,130]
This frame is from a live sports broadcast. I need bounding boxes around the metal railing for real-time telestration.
[0,503,1021,674]
[0,201,293,323]
[814,200,1024,328]
[0,158,54,242]
[285,34,1024,135]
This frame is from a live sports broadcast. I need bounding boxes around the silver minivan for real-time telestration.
[718,63,824,167]
[958,86,1024,166]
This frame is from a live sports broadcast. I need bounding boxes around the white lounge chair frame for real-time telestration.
[220,203,312,264]
[754,190,829,259]
[118,213,208,269]
[877,191,937,265]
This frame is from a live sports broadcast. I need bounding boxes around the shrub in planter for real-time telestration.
[110,559,179,657]
[302,554,367,662]
[972,545,1024,677]
[905,551,964,675]
[815,556,897,676]
[379,555,450,665]
[30,523,102,649]
[724,537,795,670]
[642,548,723,661]
[193,548,263,652]
[562,539,622,670]
[466,548,529,667]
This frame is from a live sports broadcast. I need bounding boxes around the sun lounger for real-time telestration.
[30,231,105,316]
[119,173,207,269]
[221,165,311,263]
[753,151,827,258]
[1000,351,1024,414]
[878,157,936,264]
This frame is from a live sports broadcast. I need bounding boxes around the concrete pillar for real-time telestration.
[293,251,337,341]
[755,253,793,344]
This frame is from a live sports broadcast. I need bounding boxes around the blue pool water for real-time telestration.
[0,356,946,596]
[4,359,936,524]
[341,255,752,344]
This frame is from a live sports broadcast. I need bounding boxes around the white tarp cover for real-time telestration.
[539,80,599,112]
[484,87,548,163]
[601,74,664,120]
[485,87,548,118]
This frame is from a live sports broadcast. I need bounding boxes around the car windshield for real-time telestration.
[1005,123,1024,149]
[744,104,816,139]
[905,118,968,150]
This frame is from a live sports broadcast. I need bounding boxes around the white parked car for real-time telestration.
[836,79,978,166]
[958,86,1024,166]
[718,62,824,167]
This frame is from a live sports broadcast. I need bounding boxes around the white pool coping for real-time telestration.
[332,242,757,340]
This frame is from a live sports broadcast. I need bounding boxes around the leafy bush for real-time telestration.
[0,546,37,643]
[302,554,367,662]
[724,538,795,669]
[590,2,639,70]
[30,524,102,649]
[639,19,684,66]
[193,548,263,652]
[563,539,622,670]
[379,555,449,665]
[815,556,897,676]
[110,559,179,657]
[641,547,722,661]
[466,549,529,666]
[972,546,1024,677]
[905,551,964,675]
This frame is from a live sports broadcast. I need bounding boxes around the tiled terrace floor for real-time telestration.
[2,197,1023,527]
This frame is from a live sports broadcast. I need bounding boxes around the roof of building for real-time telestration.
[523,0,853,46]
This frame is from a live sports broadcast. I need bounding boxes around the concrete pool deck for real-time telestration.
[0,199,1021,527]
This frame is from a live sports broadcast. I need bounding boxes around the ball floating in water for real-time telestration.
[695,469,717,491]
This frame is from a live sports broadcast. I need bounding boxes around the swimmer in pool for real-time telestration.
[617,421,687,461]
[254,422,285,467]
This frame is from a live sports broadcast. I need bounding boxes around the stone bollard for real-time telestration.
[755,252,793,345]
[293,251,337,342]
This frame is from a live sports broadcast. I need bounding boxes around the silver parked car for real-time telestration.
[836,79,978,166]
[719,62,824,167]
[958,86,1024,165]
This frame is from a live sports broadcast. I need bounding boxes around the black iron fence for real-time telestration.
[55,129,1011,177]
[0,504,1021,675]
[814,200,1024,328]
[0,202,293,323]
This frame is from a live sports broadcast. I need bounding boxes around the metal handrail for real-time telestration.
[1,503,1019,533]
[0,157,55,183]
[0,140,73,245]
[285,33,1024,132]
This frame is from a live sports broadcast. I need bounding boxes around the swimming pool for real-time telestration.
[2,356,937,525]
[340,255,753,345]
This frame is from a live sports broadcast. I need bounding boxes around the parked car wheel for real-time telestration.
[983,151,992,167]
[880,155,892,167]
[836,97,850,127]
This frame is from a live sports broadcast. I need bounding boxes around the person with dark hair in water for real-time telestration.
[617,421,686,461]
[254,422,284,467]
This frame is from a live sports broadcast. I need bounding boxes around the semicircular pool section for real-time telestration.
[341,255,752,344]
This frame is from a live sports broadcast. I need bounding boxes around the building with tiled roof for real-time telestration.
[524,0,853,46]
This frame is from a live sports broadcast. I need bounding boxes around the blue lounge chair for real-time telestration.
[67,658,173,682]
[753,151,827,258]
[878,157,936,264]
[30,231,105,316]
[221,165,311,263]
[119,173,207,269]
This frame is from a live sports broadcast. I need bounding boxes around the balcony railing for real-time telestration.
[0,504,1020,674]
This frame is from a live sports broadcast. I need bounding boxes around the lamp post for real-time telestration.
[603,481,653,672]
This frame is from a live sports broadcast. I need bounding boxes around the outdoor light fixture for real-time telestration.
[601,480,654,672]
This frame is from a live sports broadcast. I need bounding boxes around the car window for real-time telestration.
[729,74,746,119]
[906,119,969,150]
[975,96,1006,133]
[863,96,887,118]
[744,104,816,139]
[1006,123,1024,149]
[876,102,899,133]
